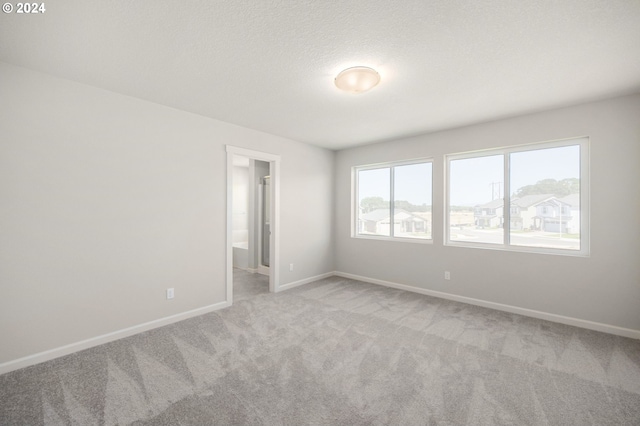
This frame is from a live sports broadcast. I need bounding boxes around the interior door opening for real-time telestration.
[226,146,280,305]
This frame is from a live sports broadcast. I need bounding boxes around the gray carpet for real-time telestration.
[233,268,270,302]
[1,273,640,425]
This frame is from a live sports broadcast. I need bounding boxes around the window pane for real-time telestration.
[357,168,390,237]
[449,155,504,244]
[509,145,580,250]
[393,163,432,239]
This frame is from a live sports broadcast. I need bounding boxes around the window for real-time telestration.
[354,160,433,241]
[449,154,504,244]
[446,137,589,255]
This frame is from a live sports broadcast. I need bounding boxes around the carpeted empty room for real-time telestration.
[1,274,640,425]
[2,1,640,425]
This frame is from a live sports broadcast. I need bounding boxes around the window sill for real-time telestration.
[353,234,434,245]
[444,240,589,257]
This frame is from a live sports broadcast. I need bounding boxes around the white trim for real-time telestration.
[270,159,281,293]
[226,145,280,162]
[276,272,335,292]
[226,151,234,305]
[257,180,264,272]
[248,159,257,270]
[353,156,435,171]
[334,271,640,340]
[353,235,434,245]
[0,300,230,375]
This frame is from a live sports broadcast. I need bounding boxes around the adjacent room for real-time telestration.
[1,1,639,424]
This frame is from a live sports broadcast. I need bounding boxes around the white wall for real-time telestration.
[335,94,640,332]
[0,62,335,366]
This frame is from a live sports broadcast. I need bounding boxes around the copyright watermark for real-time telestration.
[3,3,46,13]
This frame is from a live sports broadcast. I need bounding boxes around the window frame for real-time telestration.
[352,157,434,244]
[444,137,590,256]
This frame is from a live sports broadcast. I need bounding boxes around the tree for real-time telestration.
[360,197,431,213]
[360,196,389,213]
[514,178,579,198]
[394,200,431,212]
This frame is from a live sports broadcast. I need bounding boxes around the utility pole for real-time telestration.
[489,181,502,200]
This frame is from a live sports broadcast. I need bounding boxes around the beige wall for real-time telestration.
[0,62,335,365]
[335,94,640,331]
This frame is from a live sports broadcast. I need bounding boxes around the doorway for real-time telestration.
[226,146,280,305]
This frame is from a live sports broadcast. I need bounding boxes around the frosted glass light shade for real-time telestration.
[334,66,380,94]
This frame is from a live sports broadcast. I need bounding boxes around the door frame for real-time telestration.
[226,145,280,304]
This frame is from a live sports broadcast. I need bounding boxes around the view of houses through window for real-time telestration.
[356,161,433,240]
[449,154,504,244]
[353,138,587,254]
[448,141,586,252]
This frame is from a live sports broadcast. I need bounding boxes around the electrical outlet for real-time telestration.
[444,271,451,281]
[289,263,294,272]
[167,288,174,299]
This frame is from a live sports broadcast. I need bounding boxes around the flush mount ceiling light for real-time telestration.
[334,66,381,94]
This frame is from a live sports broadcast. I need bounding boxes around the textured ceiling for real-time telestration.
[1,1,639,150]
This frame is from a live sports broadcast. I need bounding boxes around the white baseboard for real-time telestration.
[277,271,335,292]
[4,269,638,376]
[333,271,640,340]
[0,300,230,375]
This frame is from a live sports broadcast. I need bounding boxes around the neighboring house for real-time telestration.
[558,193,580,233]
[476,194,577,233]
[509,193,575,233]
[360,208,429,236]
[533,198,572,233]
[474,199,504,228]
[510,194,556,231]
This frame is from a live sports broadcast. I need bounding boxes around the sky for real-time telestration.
[358,144,580,207]
[358,162,432,206]
[450,145,580,205]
